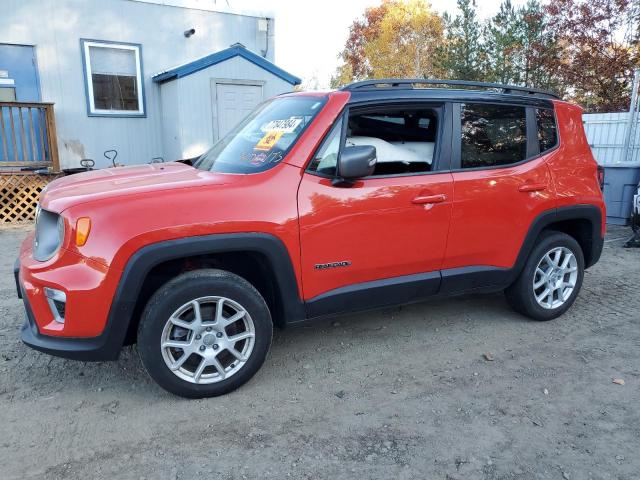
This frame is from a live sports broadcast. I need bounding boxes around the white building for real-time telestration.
[0,0,300,171]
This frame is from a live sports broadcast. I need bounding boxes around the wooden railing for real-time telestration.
[0,102,60,172]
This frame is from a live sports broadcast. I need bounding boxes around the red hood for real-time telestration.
[41,162,236,212]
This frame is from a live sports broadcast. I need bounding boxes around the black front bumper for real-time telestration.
[16,259,122,362]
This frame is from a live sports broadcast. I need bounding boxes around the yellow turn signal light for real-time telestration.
[75,217,91,246]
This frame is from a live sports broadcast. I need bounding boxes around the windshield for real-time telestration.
[194,96,327,173]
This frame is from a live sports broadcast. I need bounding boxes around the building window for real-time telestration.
[81,40,145,116]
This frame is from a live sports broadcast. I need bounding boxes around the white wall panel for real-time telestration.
[0,0,276,169]
[583,112,640,164]
[166,56,294,161]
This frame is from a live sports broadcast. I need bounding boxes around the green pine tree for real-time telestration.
[485,0,524,85]
[438,0,486,81]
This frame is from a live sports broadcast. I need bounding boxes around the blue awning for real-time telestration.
[152,43,301,85]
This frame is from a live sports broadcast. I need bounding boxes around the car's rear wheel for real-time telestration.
[505,231,585,321]
[137,269,272,398]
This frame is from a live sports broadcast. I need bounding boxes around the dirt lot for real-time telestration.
[1,224,639,480]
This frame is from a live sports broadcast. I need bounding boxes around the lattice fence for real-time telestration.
[0,173,61,223]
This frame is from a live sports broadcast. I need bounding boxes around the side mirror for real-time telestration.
[337,145,377,181]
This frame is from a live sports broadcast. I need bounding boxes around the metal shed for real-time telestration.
[153,43,301,162]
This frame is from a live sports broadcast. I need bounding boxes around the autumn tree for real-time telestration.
[332,2,390,85]
[331,0,639,112]
[331,0,444,87]
[544,0,640,111]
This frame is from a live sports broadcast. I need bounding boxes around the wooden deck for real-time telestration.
[1,102,61,223]
[0,101,60,171]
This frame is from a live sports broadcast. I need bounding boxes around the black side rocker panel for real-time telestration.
[305,271,441,319]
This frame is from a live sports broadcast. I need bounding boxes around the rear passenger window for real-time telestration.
[536,108,557,153]
[460,104,527,169]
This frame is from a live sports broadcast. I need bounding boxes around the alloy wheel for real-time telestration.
[160,296,255,384]
[532,246,578,309]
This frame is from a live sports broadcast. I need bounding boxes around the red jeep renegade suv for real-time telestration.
[15,79,605,398]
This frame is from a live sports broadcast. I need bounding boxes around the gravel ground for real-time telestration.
[0,224,639,480]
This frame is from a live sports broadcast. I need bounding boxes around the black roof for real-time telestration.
[340,78,560,107]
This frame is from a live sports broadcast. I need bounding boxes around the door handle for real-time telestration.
[518,183,547,193]
[412,194,447,205]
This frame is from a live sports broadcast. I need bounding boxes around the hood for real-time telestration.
[41,162,237,212]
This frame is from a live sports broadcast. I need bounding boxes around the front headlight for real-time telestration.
[33,209,65,261]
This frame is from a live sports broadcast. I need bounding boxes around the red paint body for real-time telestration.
[18,93,604,340]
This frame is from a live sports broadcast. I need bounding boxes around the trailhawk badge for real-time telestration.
[314,261,351,270]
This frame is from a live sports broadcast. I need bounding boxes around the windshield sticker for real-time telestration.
[260,117,303,134]
[255,131,284,151]
[250,152,268,166]
[240,150,284,166]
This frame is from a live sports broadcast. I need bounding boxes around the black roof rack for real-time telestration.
[340,78,561,100]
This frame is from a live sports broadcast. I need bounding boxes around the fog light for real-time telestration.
[44,287,66,323]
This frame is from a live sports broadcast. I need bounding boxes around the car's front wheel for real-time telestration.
[505,231,585,321]
[137,269,273,398]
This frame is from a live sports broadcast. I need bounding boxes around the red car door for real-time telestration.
[442,102,557,290]
[297,103,454,316]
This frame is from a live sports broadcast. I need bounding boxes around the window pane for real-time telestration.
[360,114,404,125]
[307,117,343,176]
[347,107,438,176]
[536,108,557,153]
[460,104,527,169]
[92,73,138,110]
[86,44,141,113]
[89,46,136,75]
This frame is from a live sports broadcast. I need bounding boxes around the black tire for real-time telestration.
[505,231,585,321]
[137,269,272,398]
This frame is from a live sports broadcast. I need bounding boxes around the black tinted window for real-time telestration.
[536,108,557,153]
[460,104,527,168]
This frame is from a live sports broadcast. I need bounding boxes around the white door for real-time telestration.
[215,83,263,140]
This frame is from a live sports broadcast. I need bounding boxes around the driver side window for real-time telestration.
[307,104,440,178]
[307,117,343,176]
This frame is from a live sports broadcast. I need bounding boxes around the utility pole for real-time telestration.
[621,68,640,163]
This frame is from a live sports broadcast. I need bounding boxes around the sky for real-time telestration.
[235,0,528,88]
